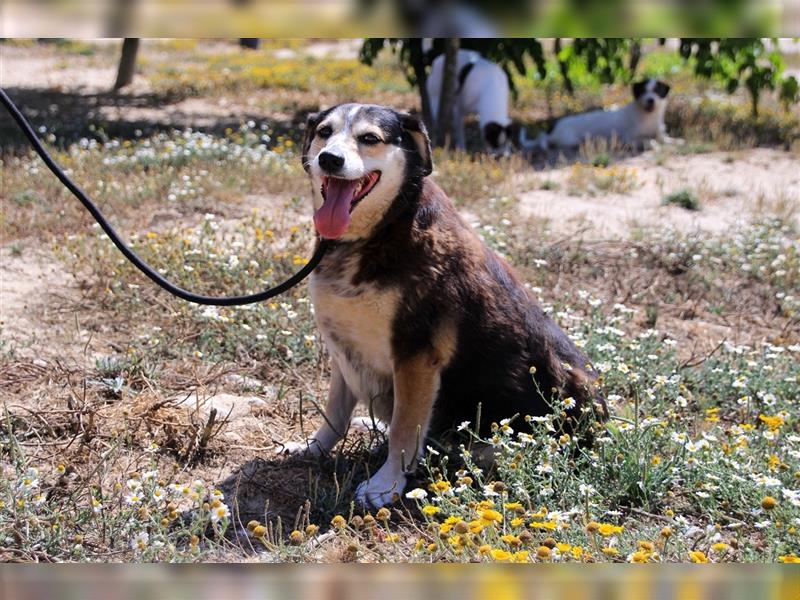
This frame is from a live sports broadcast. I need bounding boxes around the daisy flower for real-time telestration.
[405,488,427,500]
[131,532,149,552]
[210,502,230,523]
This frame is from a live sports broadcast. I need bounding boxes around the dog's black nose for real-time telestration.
[318,151,345,173]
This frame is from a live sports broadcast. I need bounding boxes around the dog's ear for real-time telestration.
[301,111,320,172]
[654,80,670,98]
[632,80,647,100]
[400,112,432,177]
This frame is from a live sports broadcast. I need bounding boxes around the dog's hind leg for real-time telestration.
[280,361,357,456]
[356,352,441,507]
[453,109,467,150]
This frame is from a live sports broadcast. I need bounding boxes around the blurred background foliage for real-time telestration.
[2,0,796,37]
[361,38,800,120]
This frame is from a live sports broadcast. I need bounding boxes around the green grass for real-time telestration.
[663,189,701,211]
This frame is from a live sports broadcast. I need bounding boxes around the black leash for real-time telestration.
[0,88,328,306]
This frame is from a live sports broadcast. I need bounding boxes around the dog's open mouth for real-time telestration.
[314,171,381,240]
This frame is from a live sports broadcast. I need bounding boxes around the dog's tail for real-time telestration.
[515,125,548,153]
[531,131,549,152]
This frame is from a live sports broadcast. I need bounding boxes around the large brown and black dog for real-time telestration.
[283,103,605,507]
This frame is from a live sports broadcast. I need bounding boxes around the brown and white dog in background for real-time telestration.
[283,103,606,507]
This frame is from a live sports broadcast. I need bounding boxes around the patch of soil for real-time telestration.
[0,244,81,358]
[519,148,799,238]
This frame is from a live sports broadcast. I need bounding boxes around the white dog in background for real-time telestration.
[535,78,673,150]
[427,49,515,155]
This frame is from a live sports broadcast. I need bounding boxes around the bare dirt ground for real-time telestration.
[520,148,800,238]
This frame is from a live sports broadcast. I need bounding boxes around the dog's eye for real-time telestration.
[316,126,333,139]
[358,133,381,145]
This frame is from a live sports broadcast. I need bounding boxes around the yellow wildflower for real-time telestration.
[556,542,572,553]
[638,540,655,552]
[688,550,709,563]
[469,520,485,534]
[759,414,784,430]
[512,550,530,563]
[529,520,558,531]
[252,525,267,538]
[430,480,452,494]
[596,523,624,536]
[490,548,512,561]
[500,534,521,546]
[761,496,779,510]
[479,509,503,524]
[778,555,800,563]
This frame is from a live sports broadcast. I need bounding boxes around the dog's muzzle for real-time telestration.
[318,151,345,174]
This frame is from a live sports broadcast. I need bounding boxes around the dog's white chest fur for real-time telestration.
[309,272,397,415]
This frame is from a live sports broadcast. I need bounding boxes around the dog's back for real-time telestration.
[354,177,605,435]
[427,49,511,139]
[541,79,670,150]
[546,105,634,148]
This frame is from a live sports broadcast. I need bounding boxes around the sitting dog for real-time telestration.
[287,103,606,507]
[535,78,672,150]
[427,49,517,155]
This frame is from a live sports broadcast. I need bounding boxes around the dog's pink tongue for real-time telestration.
[314,178,358,239]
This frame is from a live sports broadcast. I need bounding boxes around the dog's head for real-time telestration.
[302,104,432,241]
[632,78,670,113]
[483,121,514,157]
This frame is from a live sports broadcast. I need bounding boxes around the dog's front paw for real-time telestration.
[278,439,325,457]
[355,468,407,508]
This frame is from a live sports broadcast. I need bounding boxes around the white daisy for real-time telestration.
[405,488,427,500]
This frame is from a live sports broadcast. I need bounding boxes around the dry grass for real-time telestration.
[1,40,799,564]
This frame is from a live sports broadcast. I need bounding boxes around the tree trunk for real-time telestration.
[113,38,140,91]
[555,38,574,96]
[435,38,460,148]
[408,39,433,133]
[628,40,642,74]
